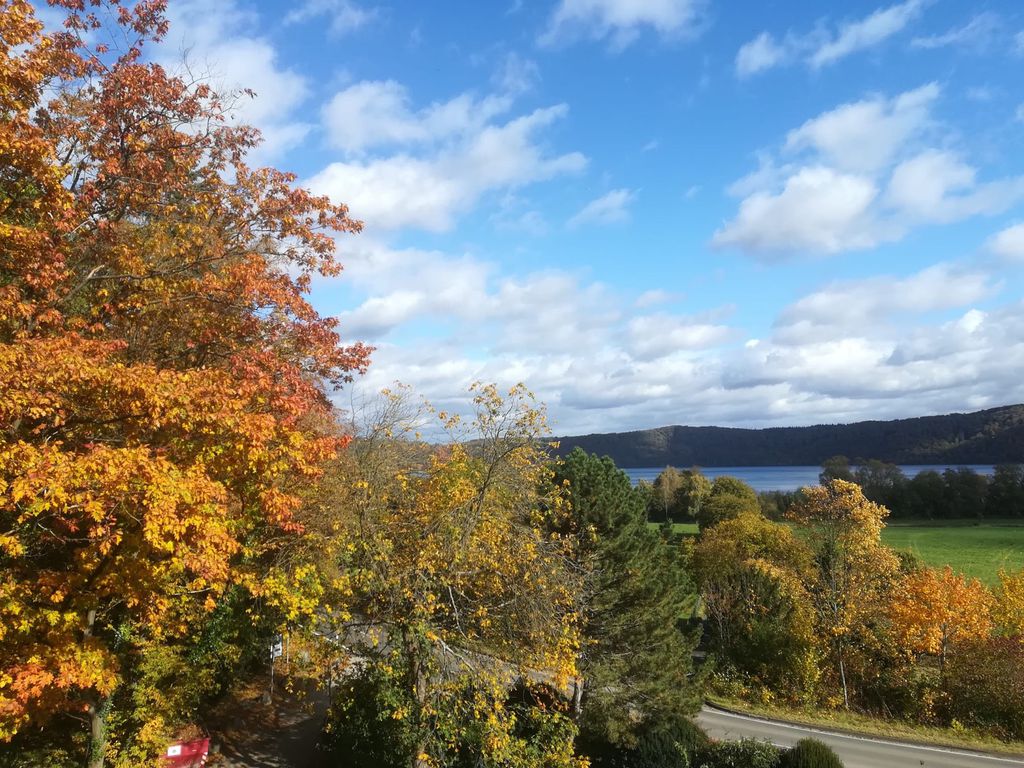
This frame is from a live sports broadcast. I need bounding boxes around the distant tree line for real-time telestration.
[820,457,1024,520]
[644,460,1024,523]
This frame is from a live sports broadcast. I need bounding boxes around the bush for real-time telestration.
[780,738,843,768]
[693,738,781,768]
[945,637,1024,740]
[578,717,710,768]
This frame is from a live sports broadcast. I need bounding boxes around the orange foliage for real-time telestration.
[888,566,993,668]
[0,0,368,740]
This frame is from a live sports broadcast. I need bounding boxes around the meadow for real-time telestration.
[881,520,1024,584]
[665,520,1024,584]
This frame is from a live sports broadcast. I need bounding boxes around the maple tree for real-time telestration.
[888,566,993,674]
[0,0,368,763]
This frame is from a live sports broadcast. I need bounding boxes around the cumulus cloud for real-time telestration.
[321,80,513,154]
[713,167,882,254]
[886,150,1024,223]
[308,105,587,232]
[736,0,928,76]
[567,188,636,228]
[988,223,1024,261]
[540,0,704,49]
[773,263,999,344]
[159,1,311,161]
[784,83,938,173]
[717,84,1024,257]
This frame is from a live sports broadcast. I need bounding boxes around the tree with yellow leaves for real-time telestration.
[993,568,1024,638]
[323,384,584,768]
[888,566,993,674]
[788,480,900,709]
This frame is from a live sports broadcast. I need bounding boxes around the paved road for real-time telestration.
[697,706,1024,768]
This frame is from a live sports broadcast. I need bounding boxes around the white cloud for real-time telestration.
[736,32,789,77]
[911,12,999,50]
[493,52,540,96]
[774,263,998,344]
[321,80,513,154]
[719,85,1024,257]
[736,0,929,76]
[309,105,586,232]
[988,223,1024,261]
[635,289,677,308]
[284,0,376,36]
[784,83,938,173]
[886,150,1024,223]
[1016,103,1024,123]
[567,188,636,228]
[1015,30,1024,55]
[713,167,881,254]
[159,1,311,161]
[627,314,735,360]
[810,0,928,68]
[540,0,704,49]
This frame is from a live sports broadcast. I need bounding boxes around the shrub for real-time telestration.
[945,637,1024,740]
[578,717,710,768]
[693,738,781,768]
[780,738,844,768]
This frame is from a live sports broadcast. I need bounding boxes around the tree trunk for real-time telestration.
[404,629,429,768]
[84,609,107,768]
[87,701,107,768]
[838,653,849,709]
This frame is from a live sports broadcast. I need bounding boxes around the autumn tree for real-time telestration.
[788,480,900,708]
[888,566,993,675]
[993,568,1024,638]
[323,384,583,768]
[690,512,817,696]
[555,449,700,748]
[0,1,368,763]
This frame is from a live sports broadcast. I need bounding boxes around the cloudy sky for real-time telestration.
[152,0,1024,434]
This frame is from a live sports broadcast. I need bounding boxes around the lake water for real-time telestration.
[623,465,997,492]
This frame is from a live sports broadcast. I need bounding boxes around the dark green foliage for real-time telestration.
[556,449,701,747]
[945,637,1024,740]
[693,739,781,768]
[780,738,843,768]
[324,666,419,768]
[819,456,854,484]
[987,465,1024,517]
[554,405,1024,467]
[578,717,709,768]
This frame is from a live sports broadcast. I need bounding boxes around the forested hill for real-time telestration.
[553,405,1024,467]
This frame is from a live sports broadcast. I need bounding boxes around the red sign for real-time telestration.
[162,738,210,767]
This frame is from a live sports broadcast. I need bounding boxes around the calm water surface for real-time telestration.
[623,465,997,492]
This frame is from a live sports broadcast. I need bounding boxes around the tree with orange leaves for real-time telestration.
[888,566,993,674]
[0,1,368,763]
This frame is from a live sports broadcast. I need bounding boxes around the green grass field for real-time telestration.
[881,520,1024,584]
[661,520,1024,584]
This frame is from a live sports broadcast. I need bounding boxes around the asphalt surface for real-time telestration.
[697,706,1024,768]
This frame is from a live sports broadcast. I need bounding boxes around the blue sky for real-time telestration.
[141,0,1024,434]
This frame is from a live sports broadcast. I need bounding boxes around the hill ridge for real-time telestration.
[553,404,1024,468]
